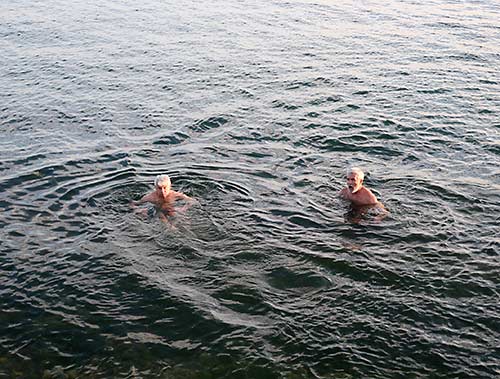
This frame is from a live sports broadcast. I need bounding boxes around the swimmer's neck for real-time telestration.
[350,185,363,194]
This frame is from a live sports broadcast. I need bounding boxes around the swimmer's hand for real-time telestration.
[178,197,199,213]
[130,199,147,213]
[130,197,147,207]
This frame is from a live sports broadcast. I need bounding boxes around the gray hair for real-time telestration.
[347,167,364,181]
[154,174,171,187]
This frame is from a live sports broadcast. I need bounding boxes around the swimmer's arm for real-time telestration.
[362,187,379,205]
[130,193,154,207]
[172,191,196,202]
[338,187,348,199]
[130,199,142,207]
[373,202,389,222]
[173,191,198,212]
[158,212,169,223]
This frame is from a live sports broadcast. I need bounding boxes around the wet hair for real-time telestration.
[347,167,364,181]
[154,174,171,188]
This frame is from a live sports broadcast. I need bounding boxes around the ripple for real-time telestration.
[266,266,330,292]
[271,100,300,110]
[189,115,229,133]
[152,131,189,145]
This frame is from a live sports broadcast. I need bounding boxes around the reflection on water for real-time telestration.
[1,0,499,378]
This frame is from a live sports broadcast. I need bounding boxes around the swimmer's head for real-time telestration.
[347,167,364,181]
[155,174,171,198]
[346,167,364,193]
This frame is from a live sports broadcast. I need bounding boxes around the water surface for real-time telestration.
[1,0,499,378]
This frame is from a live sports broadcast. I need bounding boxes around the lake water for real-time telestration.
[1,0,499,378]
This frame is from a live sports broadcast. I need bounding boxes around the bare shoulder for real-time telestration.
[141,191,158,203]
[172,191,190,200]
[360,187,378,204]
[339,187,348,198]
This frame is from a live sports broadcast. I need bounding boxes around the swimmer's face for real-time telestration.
[156,179,171,198]
[346,172,362,193]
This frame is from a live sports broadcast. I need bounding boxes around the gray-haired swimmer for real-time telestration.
[339,167,388,223]
[131,174,197,223]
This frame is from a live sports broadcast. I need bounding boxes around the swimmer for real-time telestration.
[339,167,387,222]
[131,174,196,221]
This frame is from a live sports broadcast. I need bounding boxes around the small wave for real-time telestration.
[152,131,189,145]
[307,95,342,106]
[271,100,300,110]
[265,266,330,293]
[189,116,229,133]
[284,79,317,90]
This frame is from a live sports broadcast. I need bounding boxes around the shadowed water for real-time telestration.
[1,0,499,378]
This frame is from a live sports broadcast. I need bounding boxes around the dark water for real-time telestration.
[1,0,499,378]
